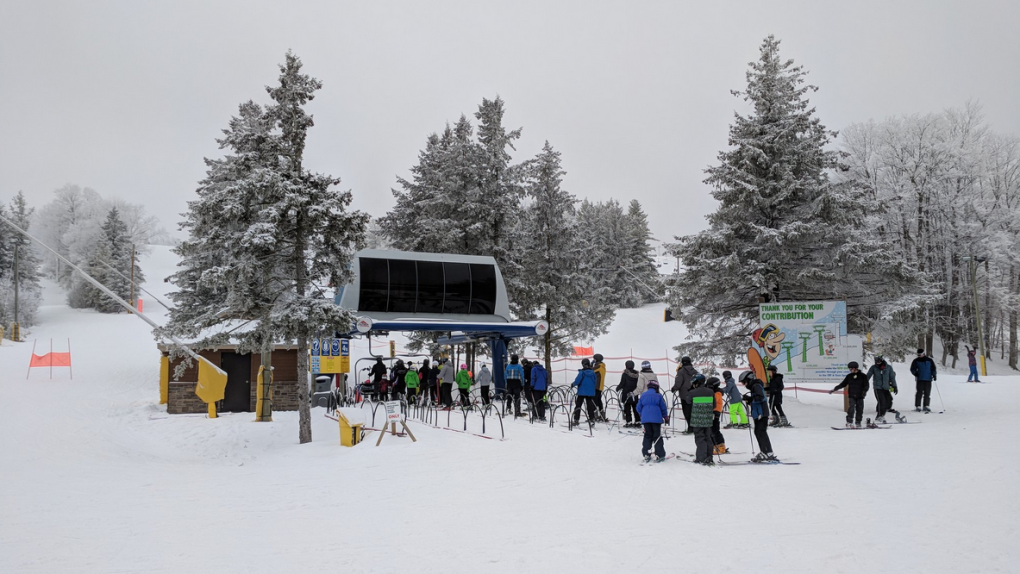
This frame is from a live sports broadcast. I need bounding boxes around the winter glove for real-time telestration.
[828,389,835,394]
[664,416,670,424]
[742,393,752,403]
[891,385,898,395]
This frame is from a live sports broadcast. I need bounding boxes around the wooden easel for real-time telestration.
[376,419,416,445]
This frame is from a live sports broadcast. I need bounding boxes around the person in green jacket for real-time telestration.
[455,364,473,406]
[404,361,421,403]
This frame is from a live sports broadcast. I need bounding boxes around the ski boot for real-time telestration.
[701,459,716,466]
[764,452,779,463]
[866,418,875,429]
[750,452,769,463]
[915,407,922,412]
[895,412,906,423]
[779,416,790,427]
[876,415,886,424]
[845,421,854,429]
[655,455,667,463]
[923,406,931,413]
[643,455,651,463]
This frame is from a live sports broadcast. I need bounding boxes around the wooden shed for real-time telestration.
[158,344,303,415]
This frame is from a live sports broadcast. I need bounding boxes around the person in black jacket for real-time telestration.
[390,359,408,401]
[766,365,789,427]
[830,362,870,428]
[909,349,938,413]
[616,360,641,427]
[369,358,388,402]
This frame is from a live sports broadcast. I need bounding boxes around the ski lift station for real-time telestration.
[338,250,548,388]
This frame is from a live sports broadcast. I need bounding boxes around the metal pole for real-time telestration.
[971,257,987,377]
[130,244,136,312]
[13,244,19,340]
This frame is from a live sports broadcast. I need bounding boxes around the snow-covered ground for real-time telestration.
[1,246,1018,573]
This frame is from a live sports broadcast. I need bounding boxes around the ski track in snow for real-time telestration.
[1,246,1018,573]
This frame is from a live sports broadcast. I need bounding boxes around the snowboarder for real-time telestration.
[530,361,549,421]
[766,364,789,427]
[672,356,698,433]
[404,361,420,402]
[965,345,981,383]
[505,354,526,417]
[689,374,716,464]
[455,364,473,406]
[439,358,455,408]
[617,360,641,427]
[909,349,937,413]
[592,353,608,421]
[867,356,901,423]
[636,380,669,463]
[722,370,748,429]
[571,358,599,425]
[708,376,727,454]
[476,363,493,406]
[830,362,870,428]
[740,371,777,462]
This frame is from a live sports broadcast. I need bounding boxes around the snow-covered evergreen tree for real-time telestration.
[516,142,616,368]
[0,192,43,332]
[667,35,924,362]
[619,200,663,306]
[158,52,367,443]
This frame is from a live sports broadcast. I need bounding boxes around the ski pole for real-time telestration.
[747,416,756,457]
[933,380,946,413]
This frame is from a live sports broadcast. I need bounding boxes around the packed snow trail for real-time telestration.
[1,247,1018,573]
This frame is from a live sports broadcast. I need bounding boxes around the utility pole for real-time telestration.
[966,256,988,377]
[130,244,136,312]
[12,245,19,341]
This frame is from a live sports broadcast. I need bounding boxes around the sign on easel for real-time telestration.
[376,401,417,446]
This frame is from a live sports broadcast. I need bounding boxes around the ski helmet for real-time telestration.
[648,381,660,390]
[625,360,635,370]
[691,373,707,387]
[593,353,604,363]
[681,356,692,366]
[722,370,732,380]
[641,361,652,370]
[847,361,859,370]
[917,348,925,356]
[581,358,592,368]
[874,355,885,365]
[460,363,467,369]
[738,371,755,385]
[707,376,721,389]
[767,364,778,372]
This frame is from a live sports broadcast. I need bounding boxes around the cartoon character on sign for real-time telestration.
[748,323,784,382]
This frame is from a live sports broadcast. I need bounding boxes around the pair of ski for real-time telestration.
[639,454,676,466]
[673,450,800,466]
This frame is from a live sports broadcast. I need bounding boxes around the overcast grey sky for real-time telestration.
[2,0,1018,245]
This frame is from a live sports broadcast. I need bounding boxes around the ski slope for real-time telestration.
[1,246,1018,573]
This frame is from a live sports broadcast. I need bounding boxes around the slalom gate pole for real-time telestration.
[26,339,37,379]
[747,415,756,457]
[933,380,946,413]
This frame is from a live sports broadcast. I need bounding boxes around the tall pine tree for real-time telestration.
[159,52,367,443]
[667,35,922,362]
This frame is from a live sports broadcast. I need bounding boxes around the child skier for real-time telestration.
[592,353,607,421]
[571,359,599,425]
[766,364,789,427]
[688,375,716,465]
[476,363,493,406]
[740,371,777,462]
[722,370,748,429]
[636,380,669,463]
[455,364,473,406]
[505,355,525,417]
[617,360,641,427]
[830,362,870,428]
[867,356,902,423]
[404,361,420,403]
[530,361,548,421]
[707,376,727,454]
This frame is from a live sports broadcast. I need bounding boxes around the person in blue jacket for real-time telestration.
[909,349,937,413]
[530,361,549,421]
[636,380,669,462]
[571,358,598,425]
[505,354,526,418]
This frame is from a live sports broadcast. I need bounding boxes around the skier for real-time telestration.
[505,354,526,417]
[766,365,789,427]
[592,353,608,421]
[739,371,777,462]
[429,359,441,404]
[965,345,981,383]
[635,361,655,419]
[455,363,473,406]
[417,359,433,405]
[571,358,599,425]
[476,363,493,406]
[370,357,388,402]
[391,359,408,401]
[830,362,870,428]
[636,380,669,463]
[404,361,420,402]
[439,358,455,408]
[867,356,901,423]
[708,376,727,454]
[616,360,641,427]
[722,370,749,429]
[689,375,715,464]
[530,361,548,421]
[672,356,698,433]
[909,349,937,413]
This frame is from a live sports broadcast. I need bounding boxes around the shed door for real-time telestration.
[220,352,252,412]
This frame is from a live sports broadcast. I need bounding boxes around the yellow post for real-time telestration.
[208,402,217,418]
[980,355,987,377]
[255,365,272,422]
[159,356,169,405]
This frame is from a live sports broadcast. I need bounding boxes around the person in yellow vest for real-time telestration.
[593,353,607,421]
